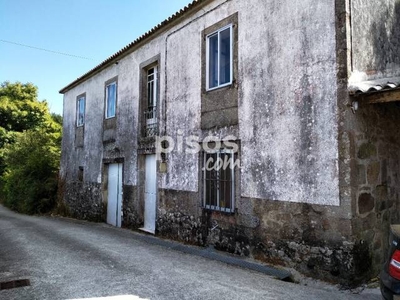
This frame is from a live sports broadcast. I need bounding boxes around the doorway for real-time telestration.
[142,154,157,233]
[107,163,123,227]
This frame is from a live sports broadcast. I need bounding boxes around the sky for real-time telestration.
[0,0,193,115]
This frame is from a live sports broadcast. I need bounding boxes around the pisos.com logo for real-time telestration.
[155,131,241,171]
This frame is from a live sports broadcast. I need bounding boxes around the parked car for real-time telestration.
[381,225,400,299]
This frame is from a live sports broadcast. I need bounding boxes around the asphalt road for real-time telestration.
[0,205,381,300]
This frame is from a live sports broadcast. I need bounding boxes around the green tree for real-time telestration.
[0,81,62,214]
[0,81,53,175]
[50,113,63,126]
[0,81,48,132]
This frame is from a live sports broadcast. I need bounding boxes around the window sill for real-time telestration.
[206,82,233,92]
[204,206,235,214]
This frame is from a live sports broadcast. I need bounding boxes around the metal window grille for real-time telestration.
[203,149,235,212]
[144,67,158,137]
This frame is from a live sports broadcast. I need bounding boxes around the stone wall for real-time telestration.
[63,178,142,229]
[122,185,142,229]
[249,200,369,285]
[350,101,400,275]
[156,187,368,284]
[336,0,400,282]
[64,181,104,221]
[157,190,206,245]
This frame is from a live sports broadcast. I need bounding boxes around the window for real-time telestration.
[203,149,235,212]
[76,95,85,127]
[201,14,238,129]
[144,66,158,137]
[207,24,233,90]
[105,81,117,119]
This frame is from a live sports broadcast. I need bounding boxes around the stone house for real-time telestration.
[59,0,400,284]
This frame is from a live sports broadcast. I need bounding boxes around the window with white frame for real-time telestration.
[144,66,158,137]
[203,149,235,212]
[76,95,85,127]
[105,81,117,119]
[207,24,233,90]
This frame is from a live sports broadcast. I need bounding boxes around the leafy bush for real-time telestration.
[0,81,62,214]
[2,129,61,214]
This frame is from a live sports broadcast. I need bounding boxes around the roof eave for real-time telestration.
[348,76,400,96]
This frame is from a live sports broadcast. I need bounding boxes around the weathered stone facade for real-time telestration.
[155,189,367,284]
[59,0,400,286]
[350,101,400,276]
[122,185,141,229]
[64,181,103,221]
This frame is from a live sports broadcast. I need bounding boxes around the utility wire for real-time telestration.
[0,39,94,61]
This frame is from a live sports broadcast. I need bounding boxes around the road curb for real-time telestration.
[131,232,293,281]
[47,214,293,281]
